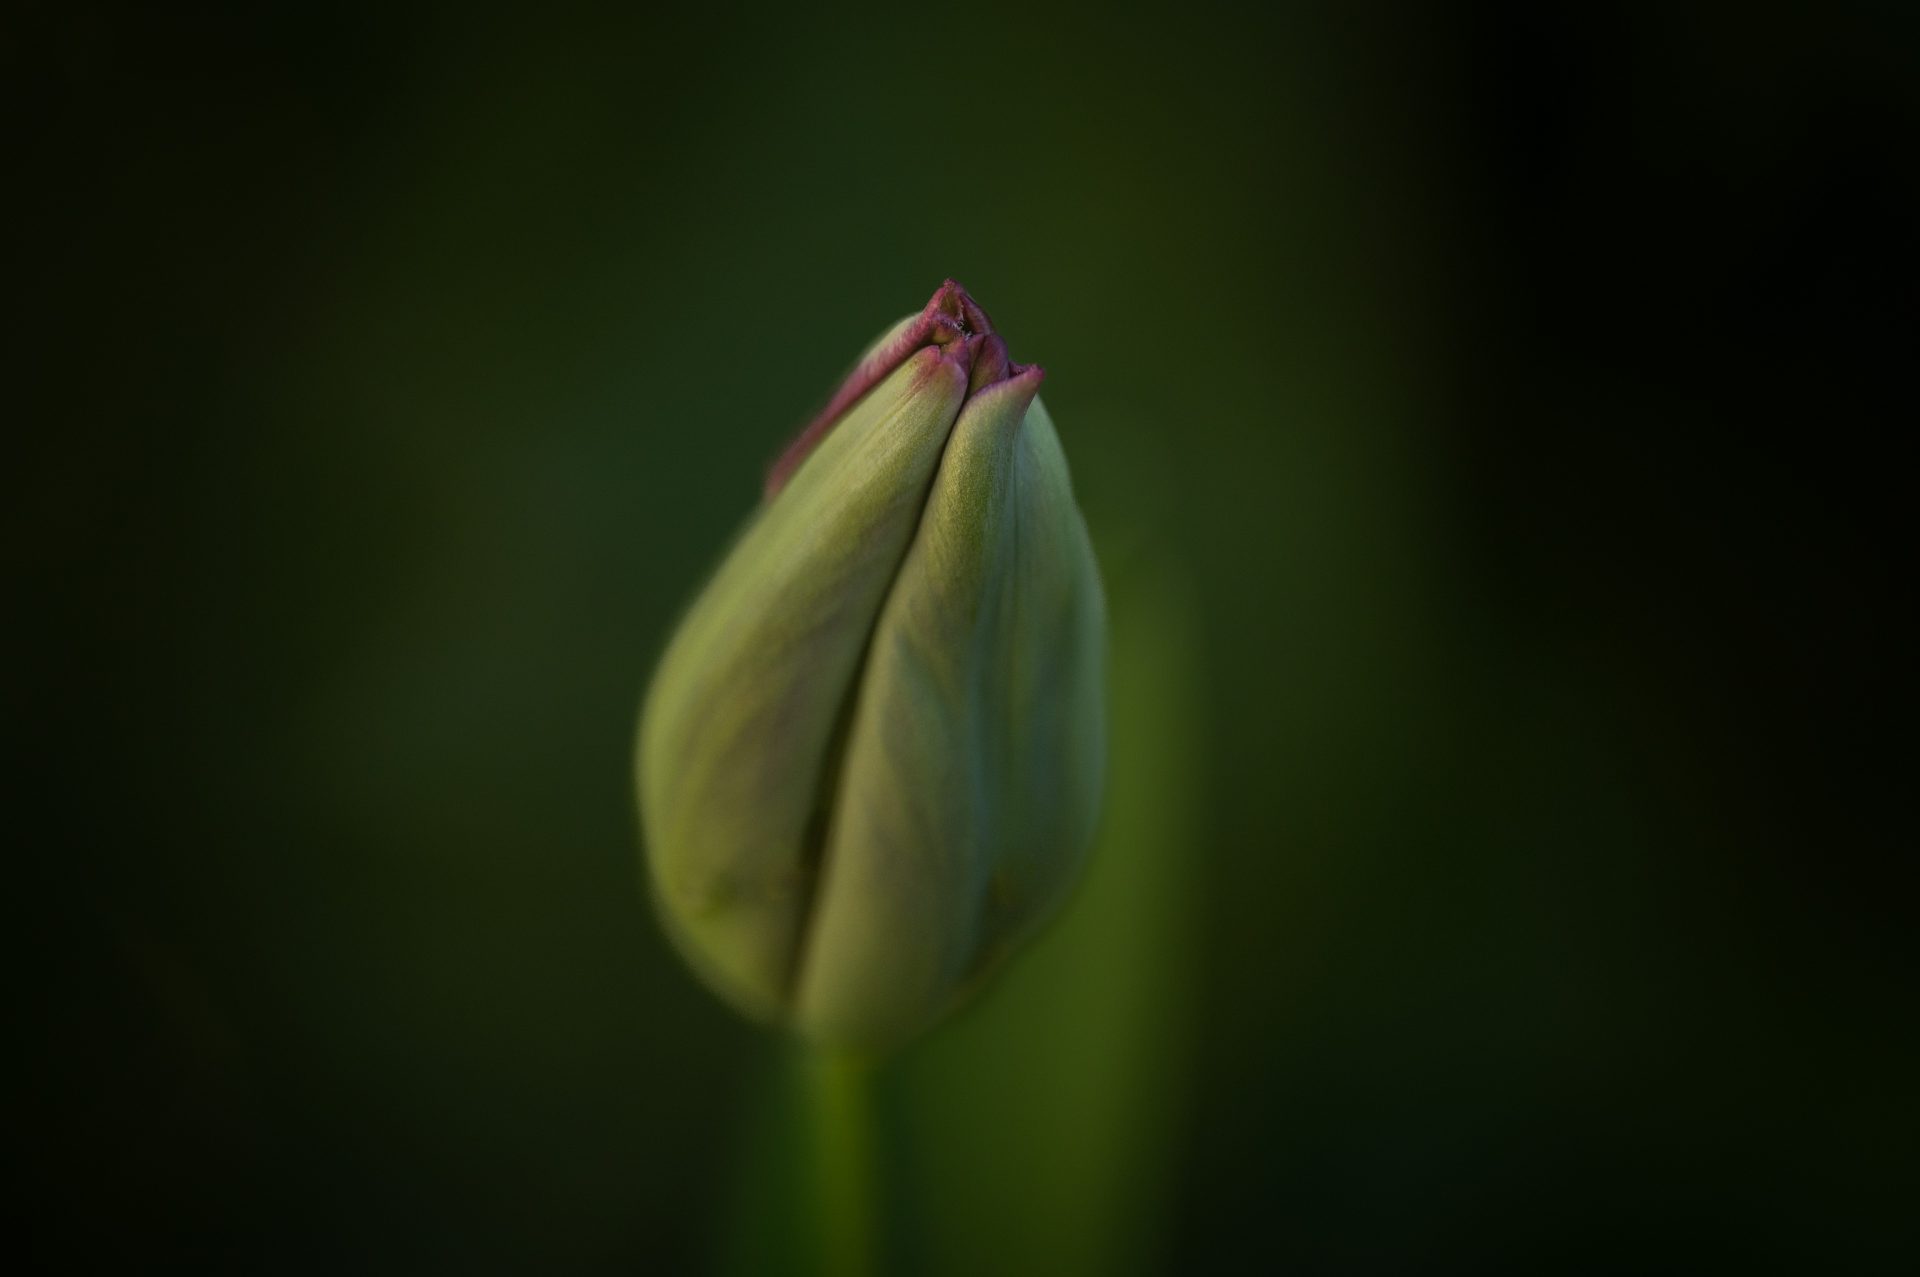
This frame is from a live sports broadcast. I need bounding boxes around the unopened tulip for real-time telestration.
[638,281,1105,1051]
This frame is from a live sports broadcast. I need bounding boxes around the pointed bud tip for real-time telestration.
[965,361,1046,421]
[931,278,997,344]
[765,281,1033,499]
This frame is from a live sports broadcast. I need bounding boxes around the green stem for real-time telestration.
[807,1046,878,1277]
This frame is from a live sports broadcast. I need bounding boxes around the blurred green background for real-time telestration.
[12,2,1916,1272]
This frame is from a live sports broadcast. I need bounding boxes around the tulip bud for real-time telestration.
[638,281,1105,1051]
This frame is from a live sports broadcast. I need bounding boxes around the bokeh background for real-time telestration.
[13,2,1916,1272]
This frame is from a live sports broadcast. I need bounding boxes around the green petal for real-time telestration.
[794,380,1107,1047]
[639,348,968,1021]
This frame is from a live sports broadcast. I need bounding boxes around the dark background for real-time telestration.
[11,2,1916,1272]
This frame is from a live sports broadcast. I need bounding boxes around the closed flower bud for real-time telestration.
[638,281,1105,1051]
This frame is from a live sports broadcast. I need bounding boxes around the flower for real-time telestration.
[638,281,1105,1050]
